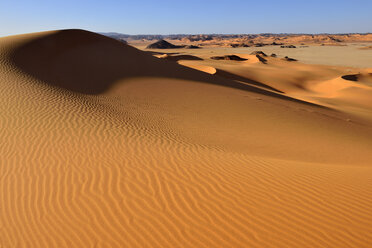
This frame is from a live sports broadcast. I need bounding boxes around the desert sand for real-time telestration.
[135,41,372,68]
[1,29,372,247]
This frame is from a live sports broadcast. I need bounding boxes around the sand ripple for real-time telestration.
[1,30,372,247]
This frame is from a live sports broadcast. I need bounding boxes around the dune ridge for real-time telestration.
[1,29,372,247]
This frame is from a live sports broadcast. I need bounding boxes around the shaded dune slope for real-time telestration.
[11,30,208,94]
[1,29,372,247]
[9,30,310,104]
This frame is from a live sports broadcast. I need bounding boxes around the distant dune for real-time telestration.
[1,29,372,247]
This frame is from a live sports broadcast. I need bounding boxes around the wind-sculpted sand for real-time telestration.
[1,30,372,247]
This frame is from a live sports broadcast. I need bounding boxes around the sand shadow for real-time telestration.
[215,69,283,93]
[341,74,359,82]
[10,29,326,109]
[163,55,203,61]
[145,51,180,56]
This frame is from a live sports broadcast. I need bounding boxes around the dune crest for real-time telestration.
[1,29,372,247]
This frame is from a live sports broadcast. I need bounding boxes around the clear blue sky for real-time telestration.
[1,0,371,37]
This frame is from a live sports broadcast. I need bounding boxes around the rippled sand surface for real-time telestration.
[1,30,372,247]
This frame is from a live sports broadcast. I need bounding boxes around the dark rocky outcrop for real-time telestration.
[341,74,359,81]
[231,43,250,48]
[162,54,203,61]
[280,45,297,48]
[118,38,127,44]
[184,45,201,49]
[250,51,267,57]
[211,55,247,61]
[341,73,372,82]
[329,36,342,42]
[254,43,266,47]
[256,55,267,64]
[146,39,182,49]
[270,53,277,57]
[282,56,298,62]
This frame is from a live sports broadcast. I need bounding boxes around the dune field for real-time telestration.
[1,29,372,247]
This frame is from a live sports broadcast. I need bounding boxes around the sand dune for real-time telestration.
[178,61,217,74]
[1,29,372,247]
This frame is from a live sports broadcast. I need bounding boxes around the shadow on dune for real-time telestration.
[145,51,180,56]
[10,29,325,108]
[215,69,283,93]
[341,74,359,82]
[163,55,204,61]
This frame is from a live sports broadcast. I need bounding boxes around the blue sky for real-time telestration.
[0,0,371,36]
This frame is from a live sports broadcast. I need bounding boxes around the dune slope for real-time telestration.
[1,30,372,247]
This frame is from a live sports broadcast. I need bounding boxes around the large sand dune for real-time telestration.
[1,29,372,247]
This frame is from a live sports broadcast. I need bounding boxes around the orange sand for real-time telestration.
[1,29,372,247]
